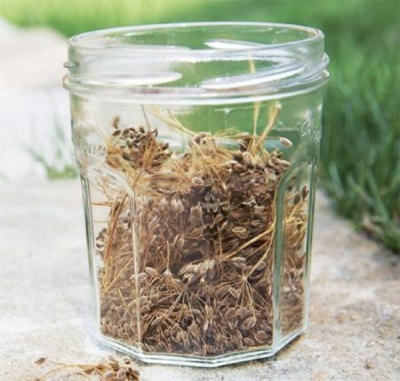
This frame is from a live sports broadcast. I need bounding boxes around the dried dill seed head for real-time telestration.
[96,109,308,357]
[34,356,140,381]
[106,126,172,171]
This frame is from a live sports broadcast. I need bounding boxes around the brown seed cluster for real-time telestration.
[34,355,140,381]
[95,108,308,357]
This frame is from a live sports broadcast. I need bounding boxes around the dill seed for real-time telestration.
[95,107,308,357]
[104,371,116,380]
[293,193,301,205]
[241,316,257,331]
[232,226,247,235]
[301,185,309,199]
[254,331,270,344]
[145,267,158,277]
[34,357,47,365]
[192,176,204,186]
[279,137,293,147]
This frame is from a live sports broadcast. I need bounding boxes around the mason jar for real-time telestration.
[64,22,329,367]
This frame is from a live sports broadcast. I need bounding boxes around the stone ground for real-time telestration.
[0,19,399,381]
[0,19,70,182]
[0,181,398,381]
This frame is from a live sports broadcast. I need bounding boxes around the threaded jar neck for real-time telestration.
[64,22,329,104]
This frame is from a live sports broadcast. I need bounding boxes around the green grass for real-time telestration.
[321,41,400,252]
[1,0,399,252]
[26,121,78,180]
[0,0,198,36]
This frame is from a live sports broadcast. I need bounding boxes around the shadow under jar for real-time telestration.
[64,22,329,367]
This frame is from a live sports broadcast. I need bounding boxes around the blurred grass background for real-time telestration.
[0,0,399,252]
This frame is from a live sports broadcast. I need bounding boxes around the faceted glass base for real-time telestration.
[97,328,305,368]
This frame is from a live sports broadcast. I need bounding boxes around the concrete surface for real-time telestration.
[0,181,398,381]
[0,19,71,182]
[0,19,66,90]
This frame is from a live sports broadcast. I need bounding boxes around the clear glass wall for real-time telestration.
[65,22,328,367]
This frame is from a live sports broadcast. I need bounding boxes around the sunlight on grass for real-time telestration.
[0,0,196,35]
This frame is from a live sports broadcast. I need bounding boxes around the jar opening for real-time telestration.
[64,22,329,104]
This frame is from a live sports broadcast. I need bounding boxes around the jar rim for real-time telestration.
[64,22,329,104]
[68,21,324,55]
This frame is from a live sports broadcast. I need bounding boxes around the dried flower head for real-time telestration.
[34,356,140,381]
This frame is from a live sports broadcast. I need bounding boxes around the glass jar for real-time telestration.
[64,22,329,367]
